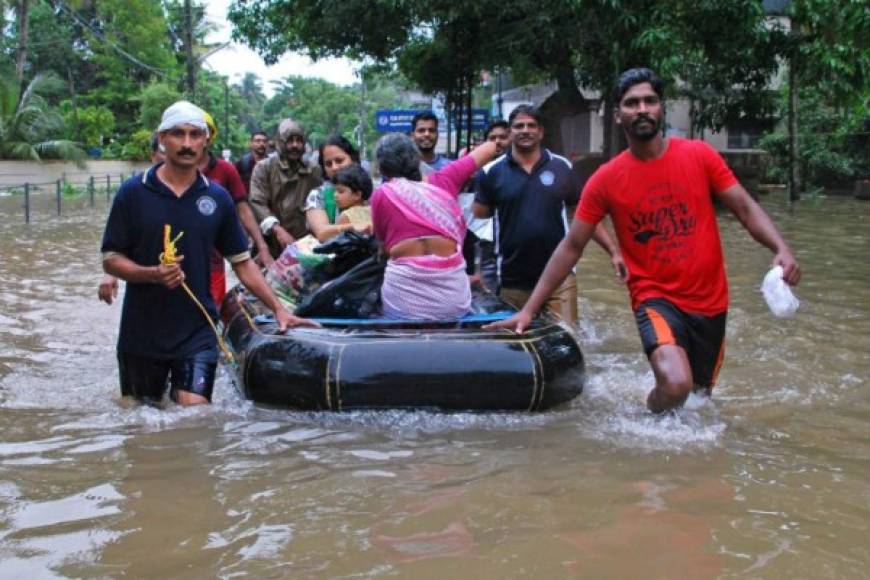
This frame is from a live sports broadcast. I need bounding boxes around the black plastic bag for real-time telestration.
[314,231,379,278]
[295,256,385,318]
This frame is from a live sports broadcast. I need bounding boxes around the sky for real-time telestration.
[203,0,359,95]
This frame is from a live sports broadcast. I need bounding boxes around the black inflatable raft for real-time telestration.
[220,287,585,411]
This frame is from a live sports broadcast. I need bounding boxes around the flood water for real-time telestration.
[0,194,868,578]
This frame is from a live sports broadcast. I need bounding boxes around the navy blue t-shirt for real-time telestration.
[474,148,579,290]
[101,166,248,359]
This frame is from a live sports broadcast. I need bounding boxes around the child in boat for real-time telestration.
[333,164,373,228]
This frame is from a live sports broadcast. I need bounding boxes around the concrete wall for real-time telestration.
[0,160,150,187]
[590,107,605,154]
[560,112,592,157]
[664,99,729,150]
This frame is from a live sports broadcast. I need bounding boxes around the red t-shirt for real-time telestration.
[576,138,738,315]
[206,156,248,271]
[205,157,247,202]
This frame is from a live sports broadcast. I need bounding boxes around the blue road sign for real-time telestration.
[375,109,426,133]
[375,108,490,133]
[451,108,490,131]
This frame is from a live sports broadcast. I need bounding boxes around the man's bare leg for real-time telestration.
[647,344,694,413]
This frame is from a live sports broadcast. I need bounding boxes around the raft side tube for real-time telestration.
[220,287,585,411]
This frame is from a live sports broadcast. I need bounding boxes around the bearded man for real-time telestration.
[249,119,322,257]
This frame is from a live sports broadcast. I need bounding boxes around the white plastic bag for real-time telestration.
[761,266,799,317]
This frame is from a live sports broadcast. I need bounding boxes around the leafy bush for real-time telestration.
[759,90,869,189]
[60,104,116,148]
[119,129,155,161]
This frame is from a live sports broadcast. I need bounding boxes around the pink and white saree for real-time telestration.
[375,177,471,320]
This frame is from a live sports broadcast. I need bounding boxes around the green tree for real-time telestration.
[119,127,155,161]
[0,73,84,162]
[397,17,484,154]
[192,68,250,155]
[12,2,81,86]
[228,0,413,63]
[61,103,115,149]
[256,72,409,158]
[83,0,179,137]
[165,0,221,99]
[357,69,412,156]
[228,0,785,157]
[234,72,267,133]
[786,0,869,110]
[475,0,780,155]
[136,81,182,132]
[773,0,870,197]
[262,76,359,145]
[760,89,869,191]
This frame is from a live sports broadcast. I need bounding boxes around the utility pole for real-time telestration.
[357,71,367,160]
[184,0,196,100]
[67,68,81,144]
[223,80,229,151]
[465,72,473,152]
[787,16,802,202]
[15,0,31,86]
[496,68,504,120]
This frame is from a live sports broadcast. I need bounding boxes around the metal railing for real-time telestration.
[0,173,132,223]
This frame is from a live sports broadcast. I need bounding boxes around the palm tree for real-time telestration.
[237,72,266,106]
[235,72,266,134]
[0,73,85,162]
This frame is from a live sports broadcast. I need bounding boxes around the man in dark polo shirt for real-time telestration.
[101,101,315,407]
[473,104,624,324]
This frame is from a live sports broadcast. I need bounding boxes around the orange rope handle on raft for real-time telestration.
[159,224,235,365]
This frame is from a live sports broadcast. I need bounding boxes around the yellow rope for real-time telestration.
[159,224,235,364]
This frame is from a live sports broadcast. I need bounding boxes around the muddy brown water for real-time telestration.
[0,194,868,578]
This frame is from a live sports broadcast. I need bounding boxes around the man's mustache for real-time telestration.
[178,148,197,156]
[633,115,655,126]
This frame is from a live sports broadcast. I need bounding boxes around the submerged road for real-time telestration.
[0,194,868,577]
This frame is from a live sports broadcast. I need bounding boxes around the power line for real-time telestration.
[50,0,176,80]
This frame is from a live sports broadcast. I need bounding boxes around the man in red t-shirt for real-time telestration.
[201,113,274,307]
[489,68,801,414]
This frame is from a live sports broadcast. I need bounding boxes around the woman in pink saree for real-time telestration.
[371,134,499,319]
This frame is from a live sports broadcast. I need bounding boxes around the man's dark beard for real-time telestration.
[628,116,661,141]
[282,147,304,162]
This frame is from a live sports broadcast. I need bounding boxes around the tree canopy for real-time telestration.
[2,0,864,168]
[0,0,254,160]
[229,0,795,155]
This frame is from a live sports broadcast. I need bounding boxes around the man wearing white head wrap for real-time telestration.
[100,101,317,408]
[157,100,209,135]
[249,118,322,257]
